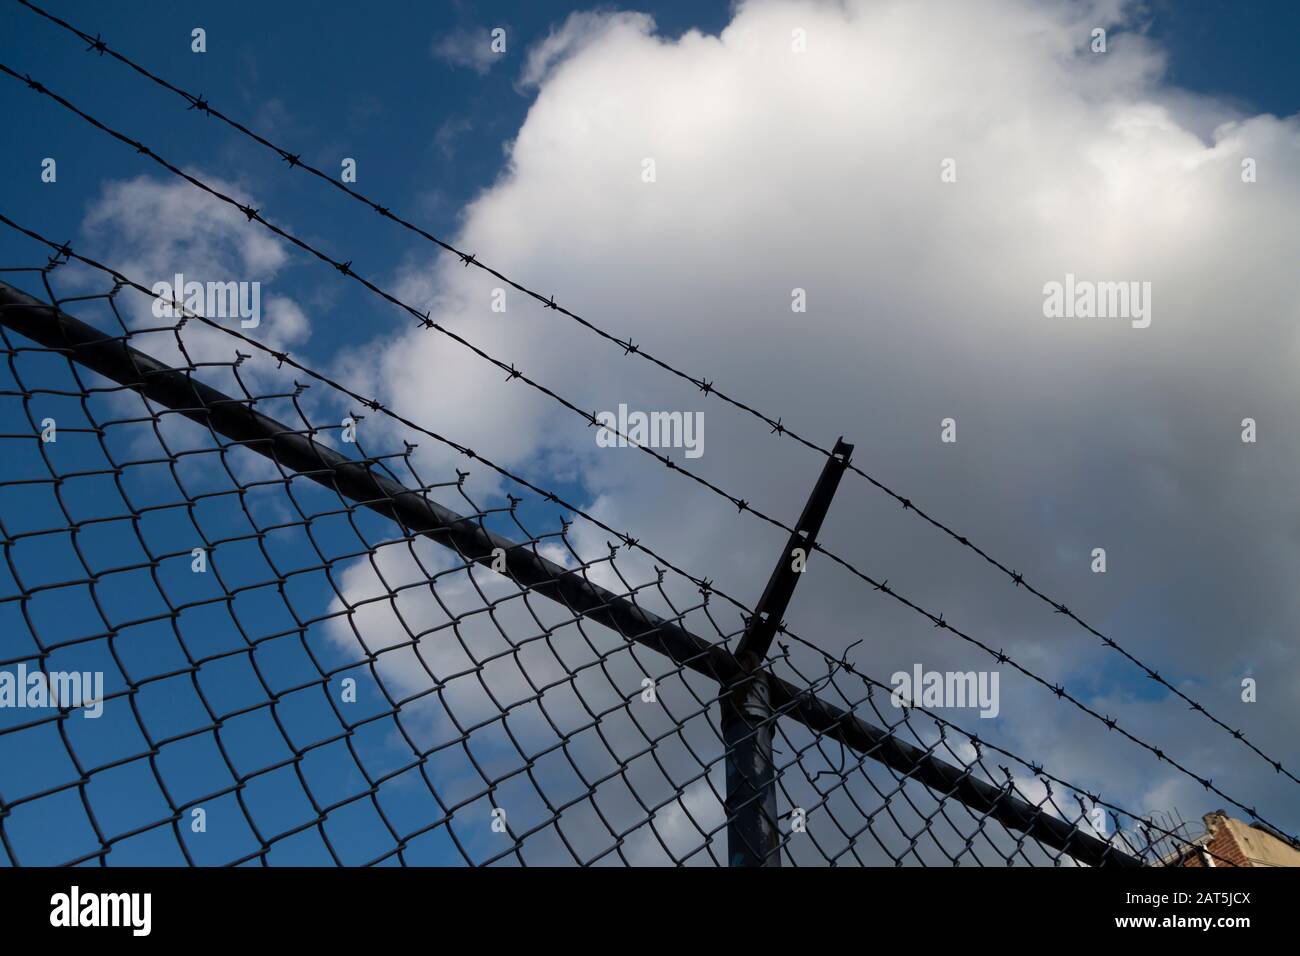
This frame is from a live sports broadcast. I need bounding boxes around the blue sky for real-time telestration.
[1,0,1298,867]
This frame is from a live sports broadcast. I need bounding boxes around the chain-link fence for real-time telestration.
[0,240,1210,867]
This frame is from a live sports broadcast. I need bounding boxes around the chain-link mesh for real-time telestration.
[0,249,1205,867]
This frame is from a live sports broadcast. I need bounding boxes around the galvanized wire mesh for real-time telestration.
[0,250,1201,867]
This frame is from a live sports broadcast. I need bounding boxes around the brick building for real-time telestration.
[1170,810,1300,867]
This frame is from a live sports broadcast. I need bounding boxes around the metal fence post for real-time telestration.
[724,439,853,866]
[722,667,778,866]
